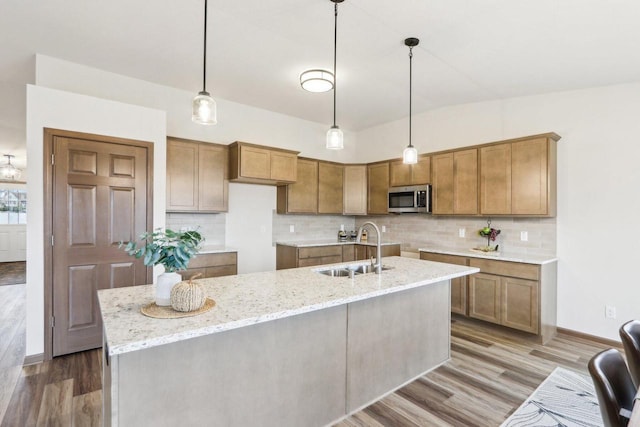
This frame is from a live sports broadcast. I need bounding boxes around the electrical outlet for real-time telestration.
[458,228,465,238]
[340,224,345,231]
[520,231,528,241]
[381,225,386,233]
[605,306,617,319]
[289,225,295,233]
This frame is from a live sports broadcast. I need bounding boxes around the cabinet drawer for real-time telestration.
[189,252,237,269]
[298,246,342,259]
[298,255,342,267]
[205,264,237,278]
[420,252,467,266]
[469,258,539,280]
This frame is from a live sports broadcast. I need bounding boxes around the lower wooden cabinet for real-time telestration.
[276,243,401,270]
[419,252,467,315]
[419,250,556,343]
[179,252,237,280]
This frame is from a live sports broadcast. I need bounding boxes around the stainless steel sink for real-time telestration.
[315,264,394,277]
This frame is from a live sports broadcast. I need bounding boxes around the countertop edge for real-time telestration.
[418,247,557,265]
[276,240,401,248]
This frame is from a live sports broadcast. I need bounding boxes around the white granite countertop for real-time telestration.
[98,256,478,356]
[276,239,401,247]
[198,245,237,254]
[418,247,557,265]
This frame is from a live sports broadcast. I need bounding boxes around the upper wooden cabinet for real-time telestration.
[367,162,389,215]
[389,156,431,187]
[228,141,299,185]
[166,137,228,213]
[277,158,318,214]
[343,165,367,215]
[318,161,344,214]
[432,149,478,215]
[480,134,558,216]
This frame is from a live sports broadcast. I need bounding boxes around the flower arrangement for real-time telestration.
[120,228,204,272]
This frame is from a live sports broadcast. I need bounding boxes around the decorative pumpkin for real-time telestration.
[170,274,206,312]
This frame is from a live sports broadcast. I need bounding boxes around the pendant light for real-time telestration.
[402,37,419,164]
[326,0,344,150]
[0,155,22,180]
[192,0,217,125]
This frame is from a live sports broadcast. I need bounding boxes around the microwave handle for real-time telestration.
[414,191,419,208]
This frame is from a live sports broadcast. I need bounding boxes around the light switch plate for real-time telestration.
[458,228,465,238]
[520,231,528,241]
[381,225,386,233]
[289,225,295,233]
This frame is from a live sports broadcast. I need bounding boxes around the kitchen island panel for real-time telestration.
[107,305,348,427]
[346,280,450,412]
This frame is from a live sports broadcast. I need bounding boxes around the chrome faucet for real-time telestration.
[356,221,382,274]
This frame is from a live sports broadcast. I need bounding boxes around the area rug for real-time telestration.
[500,367,603,427]
[0,261,26,286]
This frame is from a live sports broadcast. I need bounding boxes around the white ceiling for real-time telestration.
[2,0,640,169]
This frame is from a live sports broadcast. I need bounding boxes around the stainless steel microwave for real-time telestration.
[388,184,431,213]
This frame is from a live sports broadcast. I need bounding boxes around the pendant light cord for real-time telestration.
[409,46,413,148]
[332,1,338,127]
[202,0,208,92]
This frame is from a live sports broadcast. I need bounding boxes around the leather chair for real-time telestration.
[588,348,636,427]
[620,320,640,388]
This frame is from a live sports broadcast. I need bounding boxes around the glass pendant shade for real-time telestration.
[192,91,217,125]
[326,126,344,150]
[300,69,334,92]
[402,145,418,164]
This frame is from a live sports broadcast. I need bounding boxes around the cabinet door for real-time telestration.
[344,165,367,215]
[342,245,355,262]
[389,160,412,187]
[367,163,389,215]
[270,151,298,182]
[480,143,511,215]
[318,162,344,214]
[367,244,400,260]
[167,139,199,211]
[468,273,501,324]
[501,276,539,333]
[420,252,467,315]
[412,156,431,185]
[239,145,271,180]
[198,144,228,212]
[511,138,548,215]
[284,159,318,213]
[453,149,478,215]
[355,245,368,261]
[431,153,454,214]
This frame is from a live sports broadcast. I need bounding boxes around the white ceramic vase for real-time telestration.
[156,272,182,306]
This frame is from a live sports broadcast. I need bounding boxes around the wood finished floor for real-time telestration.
[0,262,26,286]
[1,316,611,426]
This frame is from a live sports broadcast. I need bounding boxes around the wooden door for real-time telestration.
[367,162,389,214]
[51,136,150,356]
[468,273,501,324]
[199,143,228,212]
[318,162,344,214]
[511,138,548,215]
[278,158,318,214]
[453,149,478,215]
[412,156,431,185]
[501,276,539,333]
[389,160,412,187]
[343,165,367,215]
[431,153,454,214]
[240,145,271,180]
[270,151,297,182]
[166,139,198,211]
[480,143,511,215]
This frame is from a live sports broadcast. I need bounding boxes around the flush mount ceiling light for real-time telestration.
[402,37,419,164]
[326,0,345,150]
[192,0,217,125]
[0,154,22,180]
[300,69,334,93]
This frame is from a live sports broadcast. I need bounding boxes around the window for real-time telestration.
[0,189,27,224]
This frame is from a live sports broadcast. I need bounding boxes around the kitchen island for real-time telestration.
[99,256,478,427]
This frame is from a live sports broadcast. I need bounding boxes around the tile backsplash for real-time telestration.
[355,215,556,258]
[165,213,226,246]
[272,213,355,243]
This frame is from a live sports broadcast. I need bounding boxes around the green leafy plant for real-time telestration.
[120,228,204,273]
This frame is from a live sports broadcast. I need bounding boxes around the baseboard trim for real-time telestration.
[23,353,44,366]
[556,327,623,349]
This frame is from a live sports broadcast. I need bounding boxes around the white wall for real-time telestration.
[357,82,640,341]
[26,85,166,357]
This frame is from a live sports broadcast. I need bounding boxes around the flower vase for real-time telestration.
[156,272,182,306]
